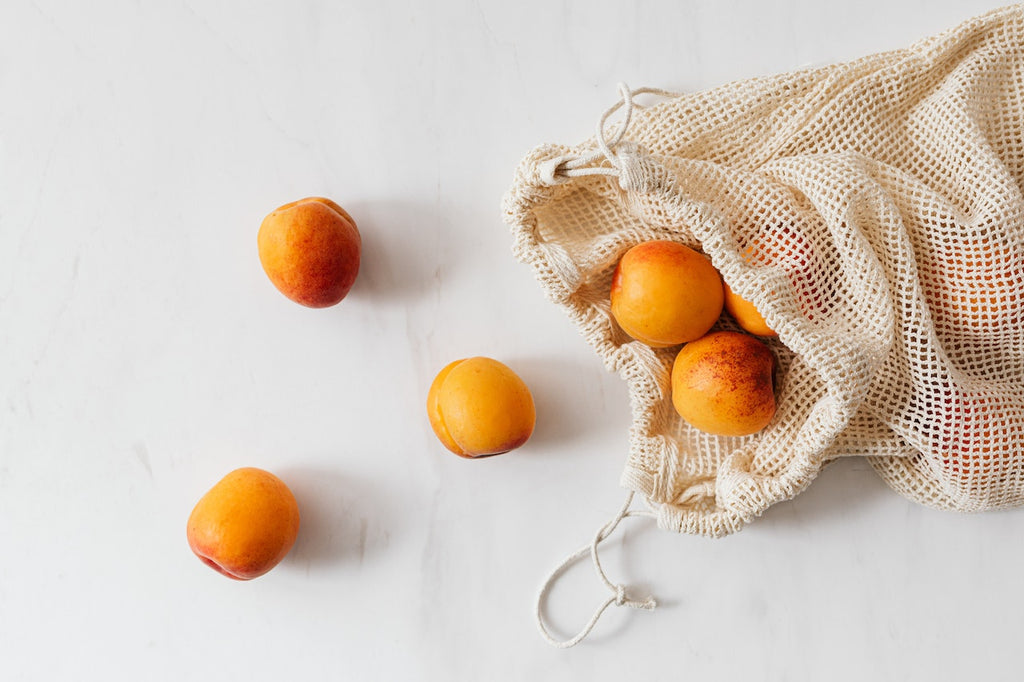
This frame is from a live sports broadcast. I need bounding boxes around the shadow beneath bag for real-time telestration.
[758,457,894,531]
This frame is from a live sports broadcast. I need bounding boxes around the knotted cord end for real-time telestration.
[535,490,659,648]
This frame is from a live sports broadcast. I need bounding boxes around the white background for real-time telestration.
[1,1,1020,680]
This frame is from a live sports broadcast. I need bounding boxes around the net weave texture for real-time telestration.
[503,5,1024,537]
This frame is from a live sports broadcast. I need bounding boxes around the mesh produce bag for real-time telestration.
[503,3,1024,550]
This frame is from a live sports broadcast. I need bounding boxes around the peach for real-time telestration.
[610,240,724,348]
[187,467,301,580]
[257,197,361,308]
[671,331,777,436]
[427,357,535,458]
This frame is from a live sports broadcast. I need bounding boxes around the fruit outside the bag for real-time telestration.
[257,197,361,308]
[187,468,301,580]
[427,357,536,458]
[671,331,777,436]
[610,240,724,347]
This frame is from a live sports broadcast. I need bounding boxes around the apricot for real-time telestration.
[745,225,828,324]
[671,331,777,436]
[724,281,777,337]
[722,227,822,337]
[610,240,724,348]
[925,243,1023,332]
[187,467,301,580]
[427,357,535,458]
[257,197,361,308]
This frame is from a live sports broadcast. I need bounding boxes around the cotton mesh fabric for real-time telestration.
[503,5,1024,537]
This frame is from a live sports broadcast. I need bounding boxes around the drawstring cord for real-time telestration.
[535,491,658,648]
[545,83,679,182]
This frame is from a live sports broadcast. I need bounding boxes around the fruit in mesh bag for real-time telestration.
[427,357,536,458]
[724,281,776,337]
[257,197,361,308]
[723,238,777,338]
[723,224,829,337]
[187,468,301,580]
[671,331,777,436]
[925,242,1023,332]
[610,240,724,347]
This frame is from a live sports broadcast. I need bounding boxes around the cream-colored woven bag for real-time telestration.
[505,5,1024,644]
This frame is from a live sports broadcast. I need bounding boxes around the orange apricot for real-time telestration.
[925,243,1023,332]
[724,281,777,337]
[427,357,535,458]
[722,225,827,336]
[610,240,724,348]
[671,331,777,436]
[186,467,301,580]
[257,197,361,308]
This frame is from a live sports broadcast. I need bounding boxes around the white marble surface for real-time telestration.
[1,1,1020,680]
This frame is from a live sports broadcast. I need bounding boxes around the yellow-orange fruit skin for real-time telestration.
[610,240,724,348]
[427,357,536,458]
[724,282,777,337]
[926,245,1023,332]
[671,331,777,437]
[257,197,361,308]
[186,468,301,580]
